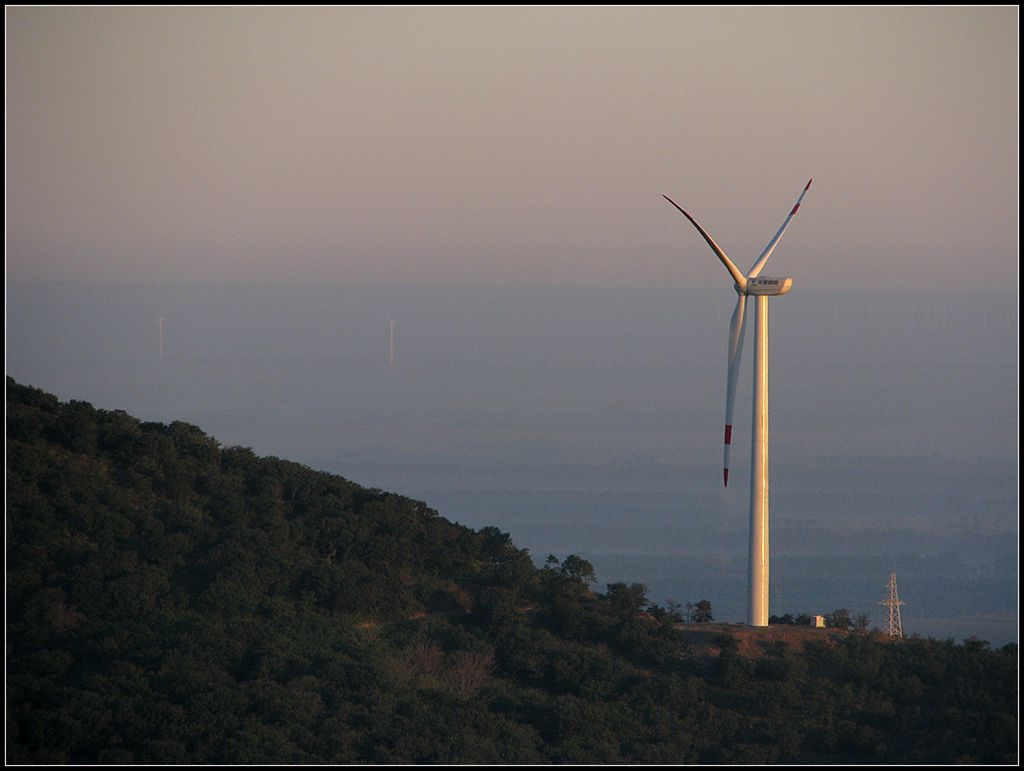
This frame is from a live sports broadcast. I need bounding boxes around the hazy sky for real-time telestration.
[6,6,1018,290]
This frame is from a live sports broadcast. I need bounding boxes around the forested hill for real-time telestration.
[5,378,1017,764]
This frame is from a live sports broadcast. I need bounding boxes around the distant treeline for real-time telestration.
[6,378,1017,764]
[770,610,862,629]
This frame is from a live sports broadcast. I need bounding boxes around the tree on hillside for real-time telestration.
[559,555,596,587]
[826,608,851,630]
[605,582,649,623]
[691,599,713,623]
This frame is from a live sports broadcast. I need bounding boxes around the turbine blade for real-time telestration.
[746,178,812,279]
[663,194,746,288]
[723,294,748,487]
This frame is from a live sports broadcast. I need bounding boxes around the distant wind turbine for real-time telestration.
[664,179,812,627]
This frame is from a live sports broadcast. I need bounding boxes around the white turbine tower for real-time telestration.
[664,179,812,627]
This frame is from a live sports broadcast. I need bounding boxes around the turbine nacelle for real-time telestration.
[742,276,793,296]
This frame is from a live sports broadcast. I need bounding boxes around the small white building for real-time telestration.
[811,614,827,628]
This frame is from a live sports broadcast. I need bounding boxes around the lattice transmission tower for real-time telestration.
[878,571,905,638]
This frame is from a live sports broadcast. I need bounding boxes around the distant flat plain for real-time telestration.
[7,281,1017,645]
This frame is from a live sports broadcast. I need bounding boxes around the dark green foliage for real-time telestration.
[826,607,852,630]
[6,378,1018,764]
[691,599,714,623]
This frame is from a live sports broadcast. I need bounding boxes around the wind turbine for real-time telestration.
[664,179,811,627]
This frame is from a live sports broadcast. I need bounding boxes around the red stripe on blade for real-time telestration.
[724,424,732,444]
[723,469,729,487]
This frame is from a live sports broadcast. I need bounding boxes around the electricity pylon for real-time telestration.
[879,571,905,639]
